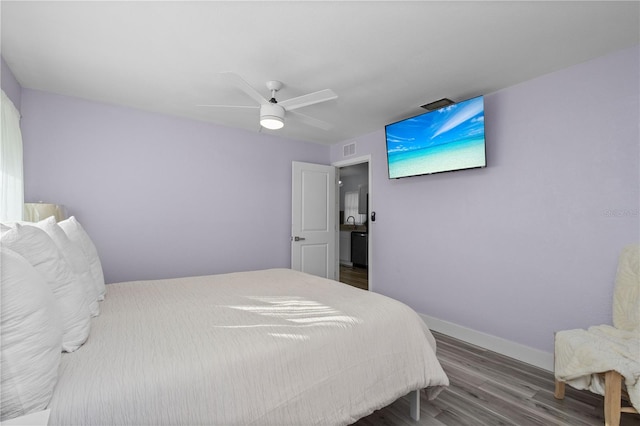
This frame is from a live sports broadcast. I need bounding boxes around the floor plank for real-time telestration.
[340,264,368,290]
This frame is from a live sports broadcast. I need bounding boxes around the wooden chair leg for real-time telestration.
[554,379,566,399]
[604,370,622,426]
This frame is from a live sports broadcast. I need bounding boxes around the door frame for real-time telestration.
[332,154,372,291]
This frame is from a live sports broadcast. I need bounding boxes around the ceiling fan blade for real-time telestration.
[220,72,268,105]
[279,89,338,111]
[289,110,333,131]
[197,104,258,109]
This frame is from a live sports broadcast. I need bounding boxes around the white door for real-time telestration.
[291,161,337,279]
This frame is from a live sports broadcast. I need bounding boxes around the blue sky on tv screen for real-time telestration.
[386,96,485,153]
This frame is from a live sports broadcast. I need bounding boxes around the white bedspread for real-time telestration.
[47,268,448,425]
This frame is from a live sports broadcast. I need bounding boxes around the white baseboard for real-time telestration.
[419,313,554,372]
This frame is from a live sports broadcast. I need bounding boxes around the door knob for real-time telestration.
[293,236,306,241]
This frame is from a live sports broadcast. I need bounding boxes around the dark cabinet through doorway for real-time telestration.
[351,232,368,267]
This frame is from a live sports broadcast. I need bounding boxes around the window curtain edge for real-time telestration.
[1,89,25,222]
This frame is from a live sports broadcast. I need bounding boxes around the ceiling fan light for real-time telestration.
[260,103,285,130]
[260,116,284,130]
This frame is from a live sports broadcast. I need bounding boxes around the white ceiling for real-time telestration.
[2,1,638,145]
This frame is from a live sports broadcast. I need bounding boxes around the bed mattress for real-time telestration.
[47,268,448,425]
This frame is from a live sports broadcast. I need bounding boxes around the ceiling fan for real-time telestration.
[200,72,338,131]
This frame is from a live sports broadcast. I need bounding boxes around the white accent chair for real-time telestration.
[554,244,639,426]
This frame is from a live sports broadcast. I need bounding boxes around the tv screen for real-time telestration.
[385,95,486,179]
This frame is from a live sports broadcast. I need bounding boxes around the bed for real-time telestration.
[1,217,448,425]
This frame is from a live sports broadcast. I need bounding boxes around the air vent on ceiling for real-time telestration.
[343,142,356,157]
[421,98,454,111]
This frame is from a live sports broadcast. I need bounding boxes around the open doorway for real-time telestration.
[336,161,369,291]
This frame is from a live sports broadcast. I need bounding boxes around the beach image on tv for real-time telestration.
[386,96,486,179]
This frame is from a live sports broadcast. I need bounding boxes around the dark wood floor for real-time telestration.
[353,331,640,426]
[339,264,368,290]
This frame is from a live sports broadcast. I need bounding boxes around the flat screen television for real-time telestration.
[385,95,486,179]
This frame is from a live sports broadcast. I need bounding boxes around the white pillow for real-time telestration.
[0,247,63,421]
[1,224,91,352]
[35,217,100,317]
[59,216,106,300]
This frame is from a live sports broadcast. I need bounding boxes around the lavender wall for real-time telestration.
[1,56,22,110]
[331,46,639,354]
[21,90,329,283]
